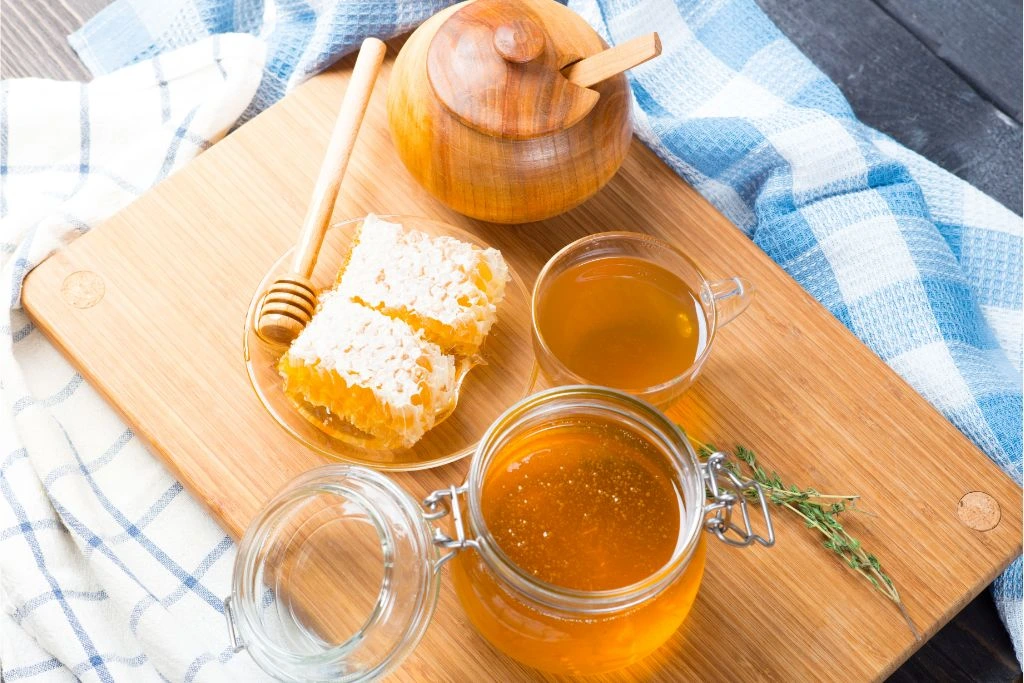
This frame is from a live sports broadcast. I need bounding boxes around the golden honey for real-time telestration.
[482,417,681,589]
[535,255,703,390]
[451,413,706,674]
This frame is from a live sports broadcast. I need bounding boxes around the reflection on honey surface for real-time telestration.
[453,415,706,674]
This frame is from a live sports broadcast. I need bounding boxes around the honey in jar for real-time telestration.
[482,416,682,590]
[451,390,710,675]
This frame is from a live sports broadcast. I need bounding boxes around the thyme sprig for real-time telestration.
[690,437,919,639]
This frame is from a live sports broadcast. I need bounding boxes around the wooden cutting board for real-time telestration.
[23,46,1021,682]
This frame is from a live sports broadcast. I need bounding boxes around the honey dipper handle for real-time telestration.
[562,33,661,89]
[290,37,387,276]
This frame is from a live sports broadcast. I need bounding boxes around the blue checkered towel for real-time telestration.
[2,0,1019,679]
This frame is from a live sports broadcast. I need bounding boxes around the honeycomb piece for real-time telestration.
[337,214,510,356]
[278,293,455,449]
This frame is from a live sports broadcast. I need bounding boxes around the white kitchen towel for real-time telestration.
[0,35,272,681]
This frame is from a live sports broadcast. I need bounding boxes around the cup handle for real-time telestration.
[708,277,754,327]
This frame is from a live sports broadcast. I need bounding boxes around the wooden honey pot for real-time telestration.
[387,0,661,223]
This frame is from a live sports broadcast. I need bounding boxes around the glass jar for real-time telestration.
[225,387,773,681]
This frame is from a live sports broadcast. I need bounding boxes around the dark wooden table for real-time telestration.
[2,0,1021,680]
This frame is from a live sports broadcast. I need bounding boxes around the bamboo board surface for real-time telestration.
[23,47,1022,681]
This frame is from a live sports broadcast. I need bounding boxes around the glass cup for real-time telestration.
[531,232,753,409]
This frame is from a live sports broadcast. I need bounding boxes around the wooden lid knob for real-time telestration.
[493,18,545,63]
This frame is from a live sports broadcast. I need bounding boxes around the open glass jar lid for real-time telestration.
[225,387,774,681]
[225,466,440,681]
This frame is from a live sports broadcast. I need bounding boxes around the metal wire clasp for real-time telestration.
[703,452,775,548]
[423,484,478,570]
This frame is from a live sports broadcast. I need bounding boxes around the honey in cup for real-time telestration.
[532,232,754,408]
[536,256,705,390]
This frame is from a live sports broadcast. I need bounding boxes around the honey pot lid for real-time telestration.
[426,0,600,139]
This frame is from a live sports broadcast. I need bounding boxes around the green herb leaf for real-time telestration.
[685,432,919,639]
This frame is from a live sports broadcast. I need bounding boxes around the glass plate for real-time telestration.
[244,215,537,470]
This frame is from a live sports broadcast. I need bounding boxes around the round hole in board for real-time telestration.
[61,271,105,309]
[957,491,1000,532]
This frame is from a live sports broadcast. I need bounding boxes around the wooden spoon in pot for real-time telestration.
[562,32,661,88]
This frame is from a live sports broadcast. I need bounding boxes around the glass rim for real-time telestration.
[530,231,720,397]
[230,465,440,681]
[465,385,705,614]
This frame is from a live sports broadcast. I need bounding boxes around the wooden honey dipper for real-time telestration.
[256,37,387,345]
